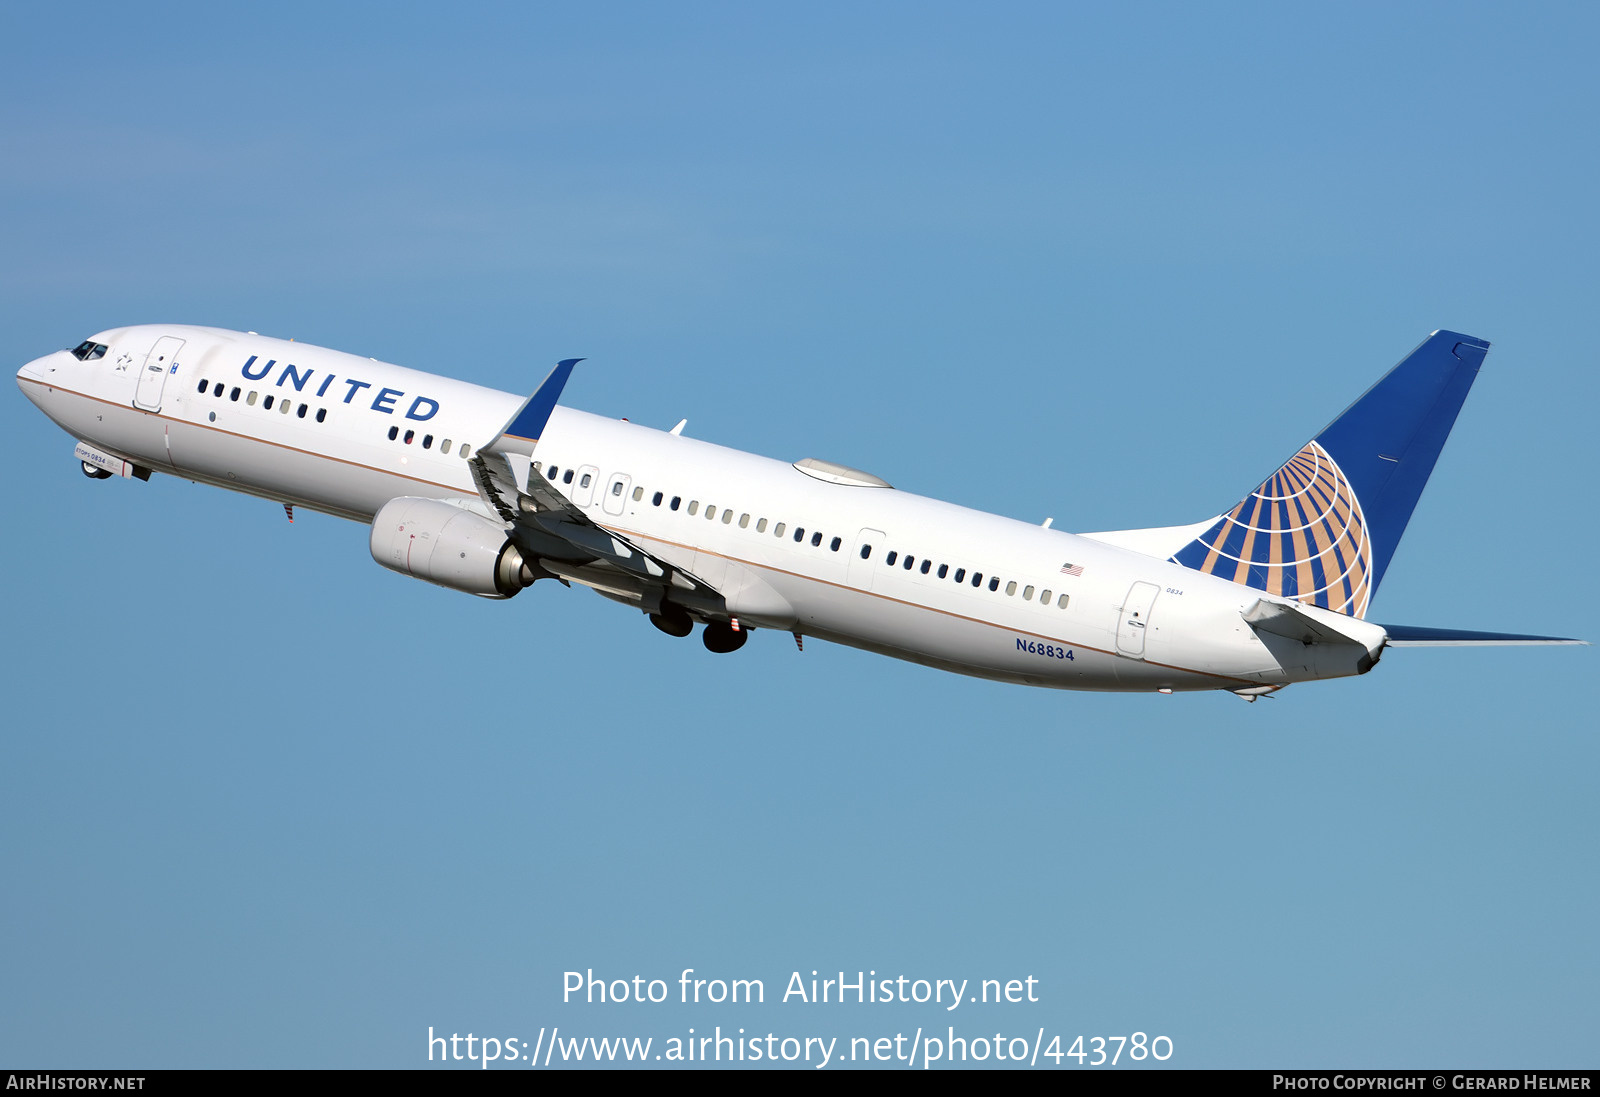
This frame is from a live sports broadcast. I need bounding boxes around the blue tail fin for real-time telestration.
[1170,331,1489,618]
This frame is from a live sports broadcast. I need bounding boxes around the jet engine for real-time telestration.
[369,497,537,599]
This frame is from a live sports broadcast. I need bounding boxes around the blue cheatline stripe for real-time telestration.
[503,358,584,442]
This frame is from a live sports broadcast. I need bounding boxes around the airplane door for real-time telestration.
[602,472,631,516]
[1116,582,1161,658]
[847,528,886,591]
[572,464,600,507]
[134,336,185,411]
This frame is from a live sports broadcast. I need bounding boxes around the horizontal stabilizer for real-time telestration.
[1243,599,1370,647]
[1380,624,1587,647]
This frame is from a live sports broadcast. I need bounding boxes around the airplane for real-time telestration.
[16,325,1583,699]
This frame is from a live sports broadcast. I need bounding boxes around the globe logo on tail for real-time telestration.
[1171,441,1373,618]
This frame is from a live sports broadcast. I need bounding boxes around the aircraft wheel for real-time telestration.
[702,622,748,654]
[649,610,694,638]
[81,461,112,480]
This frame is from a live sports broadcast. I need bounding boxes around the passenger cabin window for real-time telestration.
[388,426,399,440]
[810,531,821,546]
[859,545,871,560]
[1006,581,1017,596]
[671,496,681,511]
[954,568,965,583]
[830,536,840,551]
[688,501,699,515]
[1024,585,1035,600]
[774,522,786,537]
[423,434,433,448]
[298,404,309,419]
[229,387,240,401]
[547,466,559,479]
[989,577,1000,592]
[247,391,258,406]
[316,408,327,423]
[1058,594,1070,609]
[633,487,645,502]
[562,470,574,484]
[705,506,716,520]
[756,518,768,532]
[197,378,208,393]
[264,395,275,410]
[903,555,914,570]
[580,473,592,488]
[886,551,897,566]
[404,428,414,442]
[920,560,931,574]
[724,511,735,525]
[653,491,664,506]
[213,382,224,397]
[460,445,471,458]
[442,438,452,452]
[611,481,624,497]
[793,527,805,542]
[740,514,750,529]
[1041,589,1053,604]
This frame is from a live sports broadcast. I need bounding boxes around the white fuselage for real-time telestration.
[17,324,1385,693]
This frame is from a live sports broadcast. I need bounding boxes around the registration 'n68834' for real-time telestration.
[1017,638,1073,660]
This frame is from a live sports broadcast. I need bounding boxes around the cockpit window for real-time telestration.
[71,341,109,361]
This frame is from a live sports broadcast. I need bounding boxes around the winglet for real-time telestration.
[485,358,584,456]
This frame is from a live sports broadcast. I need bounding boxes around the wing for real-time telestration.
[467,361,715,607]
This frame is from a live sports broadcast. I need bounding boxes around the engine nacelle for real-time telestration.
[369,497,535,599]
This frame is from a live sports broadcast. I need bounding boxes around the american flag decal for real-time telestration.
[1060,563,1084,576]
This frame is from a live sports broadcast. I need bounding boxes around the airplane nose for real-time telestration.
[17,363,43,411]
[17,351,60,405]
[18,350,63,383]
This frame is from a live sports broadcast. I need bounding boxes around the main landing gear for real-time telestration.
[701,621,748,654]
[649,609,694,637]
[649,608,749,653]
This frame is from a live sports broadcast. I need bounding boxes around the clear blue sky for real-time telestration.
[3,1,1595,1069]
